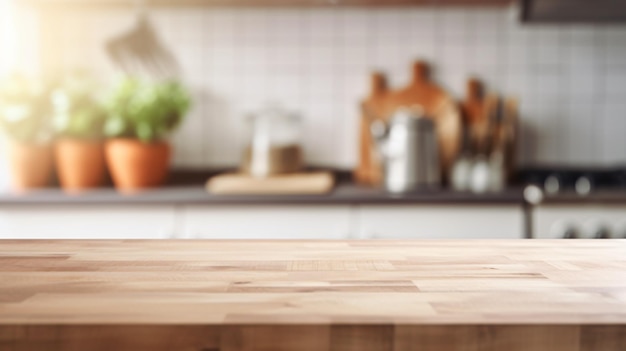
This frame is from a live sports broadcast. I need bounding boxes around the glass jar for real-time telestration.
[242,104,303,178]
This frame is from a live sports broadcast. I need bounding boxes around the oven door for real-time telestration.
[533,204,626,239]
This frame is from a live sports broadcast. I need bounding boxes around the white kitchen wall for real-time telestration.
[29,5,626,168]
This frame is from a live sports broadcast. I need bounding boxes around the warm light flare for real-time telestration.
[0,0,18,77]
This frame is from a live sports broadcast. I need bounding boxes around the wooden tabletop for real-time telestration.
[1,240,626,350]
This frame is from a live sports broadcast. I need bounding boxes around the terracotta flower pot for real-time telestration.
[105,138,171,192]
[8,141,54,191]
[54,138,106,192]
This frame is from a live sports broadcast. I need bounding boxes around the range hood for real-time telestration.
[521,0,626,23]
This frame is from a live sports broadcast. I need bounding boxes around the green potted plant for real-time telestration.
[104,77,191,191]
[0,74,54,191]
[52,73,108,192]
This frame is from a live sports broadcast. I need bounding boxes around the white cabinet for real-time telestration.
[0,203,526,240]
[357,205,524,239]
[0,206,177,239]
[181,205,354,239]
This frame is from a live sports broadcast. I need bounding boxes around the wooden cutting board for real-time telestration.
[355,61,462,185]
[207,172,334,195]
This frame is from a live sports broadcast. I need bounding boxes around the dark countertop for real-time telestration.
[0,184,526,206]
[2,167,625,206]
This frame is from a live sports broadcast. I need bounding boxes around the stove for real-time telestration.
[519,168,626,196]
[519,168,626,239]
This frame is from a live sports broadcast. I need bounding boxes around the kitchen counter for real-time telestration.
[2,167,626,206]
[0,184,526,206]
[5,185,626,206]
[1,240,625,350]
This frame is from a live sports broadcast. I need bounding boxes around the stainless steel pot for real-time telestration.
[371,106,440,193]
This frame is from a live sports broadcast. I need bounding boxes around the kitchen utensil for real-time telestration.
[370,105,440,193]
[450,81,480,191]
[355,61,462,185]
[461,78,490,154]
[460,79,519,189]
[487,95,518,183]
[469,154,490,193]
[106,0,179,79]
[487,149,505,192]
[454,150,505,194]
[450,153,474,191]
[466,96,515,194]
[355,72,389,185]
[241,104,303,178]
[207,172,334,195]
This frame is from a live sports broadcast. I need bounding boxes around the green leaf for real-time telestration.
[0,74,54,143]
[136,122,153,142]
[103,77,192,142]
[104,115,126,137]
[48,73,106,139]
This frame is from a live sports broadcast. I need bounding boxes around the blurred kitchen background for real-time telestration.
[0,0,625,240]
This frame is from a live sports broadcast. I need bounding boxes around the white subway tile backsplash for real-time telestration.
[601,103,626,164]
[505,73,531,97]
[409,10,437,38]
[440,9,468,41]
[604,67,626,100]
[566,103,598,165]
[567,44,597,71]
[568,26,596,45]
[32,7,626,168]
[305,10,337,45]
[470,44,502,72]
[531,27,564,46]
[567,71,598,99]
[468,11,503,46]
[537,72,564,100]
[441,44,469,67]
[601,26,626,67]
[438,68,467,98]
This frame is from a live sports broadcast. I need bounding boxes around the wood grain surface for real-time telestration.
[1,240,625,350]
[24,0,515,9]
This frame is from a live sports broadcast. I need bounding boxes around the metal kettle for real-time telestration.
[371,106,440,193]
